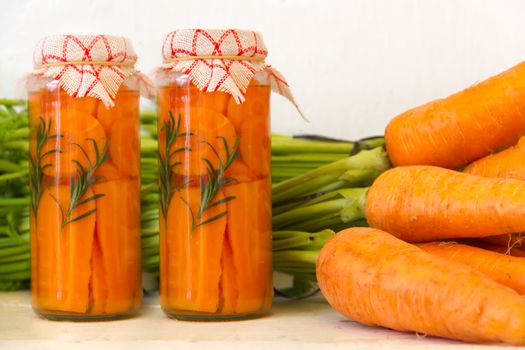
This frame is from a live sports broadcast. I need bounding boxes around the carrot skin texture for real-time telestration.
[366,166,525,242]
[418,242,525,295]
[465,136,525,180]
[385,61,525,169]
[316,227,525,345]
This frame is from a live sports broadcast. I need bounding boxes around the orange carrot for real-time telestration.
[90,232,108,315]
[464,136,525,180]
[224,178,272,314]
[109,117,140,177]
[224,158,257,182]
[366,166,525,242]
[33,185,96,313]
[317,227,525,345]
[475,243,525,258]
[96,90,139,134]
[28,91,99,126]
[188,86,230,115]
[163,186,226,313]
[219,233,238,314]
[93,178,141,315]
[238,116,270,178]
[385,61,525,169]
[168,107,237,177]
[41,109,106,179]
[226,84,270,131]
[419,241,525,295]
[94,160,121,182]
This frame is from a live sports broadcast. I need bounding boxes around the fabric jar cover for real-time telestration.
[159,29,304,118]
[30,34,154,107]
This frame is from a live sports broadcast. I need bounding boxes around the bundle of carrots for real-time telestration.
[317,61,525,345]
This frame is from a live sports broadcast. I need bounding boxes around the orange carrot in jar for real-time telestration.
[317,227,525,345]
[34,185,96,313]
[163,186,226,313]
[224,158,256,183]
[169,108,237,177]
[238,116,270,178]
[219,234,238,314]
[418,241,525,295]
[28,91,99,126]
[226,84,270,132]
[385,61,525,169]
[464,135,525,181]
[40,109,106,179]
[94,160,121,182]
[224,178,272,314]
[90,233,108,315]
[188,86,230,115]
[93,178,141,314]
[96,90,139,134]
[108,117,140,177]
[366,166,525,242]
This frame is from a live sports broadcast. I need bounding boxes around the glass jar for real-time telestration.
[157,72,273,320]
[28,35,144,320]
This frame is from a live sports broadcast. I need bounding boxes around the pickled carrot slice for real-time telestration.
[93,178,141,314]
[224,178,272,314]
[239,116,270,178]
[96,91,139,134]
[28,92,99,127]
[226,86,270,132]
[90,231,108,315]
[164,186,226,313]
[224,158,256,183]
[219,231,238,314]
[171,108,237,177]
[40,109,106,179]
[188,87,230,115]
[34,185,96,313]
[94,160,121,182]
[109,117,140,177]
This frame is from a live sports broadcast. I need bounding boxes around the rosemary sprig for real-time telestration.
[29,117,62,217]
[187,136,240,232]
[158,112,192,219]
[58,139,108,230]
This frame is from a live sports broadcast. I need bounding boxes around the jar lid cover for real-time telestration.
[30,34,154,107]
[159,29,304,119]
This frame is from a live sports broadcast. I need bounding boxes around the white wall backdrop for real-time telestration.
[2,0,525,139]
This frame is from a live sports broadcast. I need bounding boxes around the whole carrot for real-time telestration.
[366,166,525,242]
[385,61,525,169]
[316,227,525,345]
[418,241,525,295]
[465,135,525,180]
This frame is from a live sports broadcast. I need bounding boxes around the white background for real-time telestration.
[2,0,525,139]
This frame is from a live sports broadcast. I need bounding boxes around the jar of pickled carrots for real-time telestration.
[156,29,303,320]
[27,35,153,320]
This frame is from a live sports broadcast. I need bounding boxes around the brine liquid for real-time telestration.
[28,86,141,320]
[158,79,273,320]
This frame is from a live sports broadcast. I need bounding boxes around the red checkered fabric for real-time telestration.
[31,35,154,107]
[160,29,303,117]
